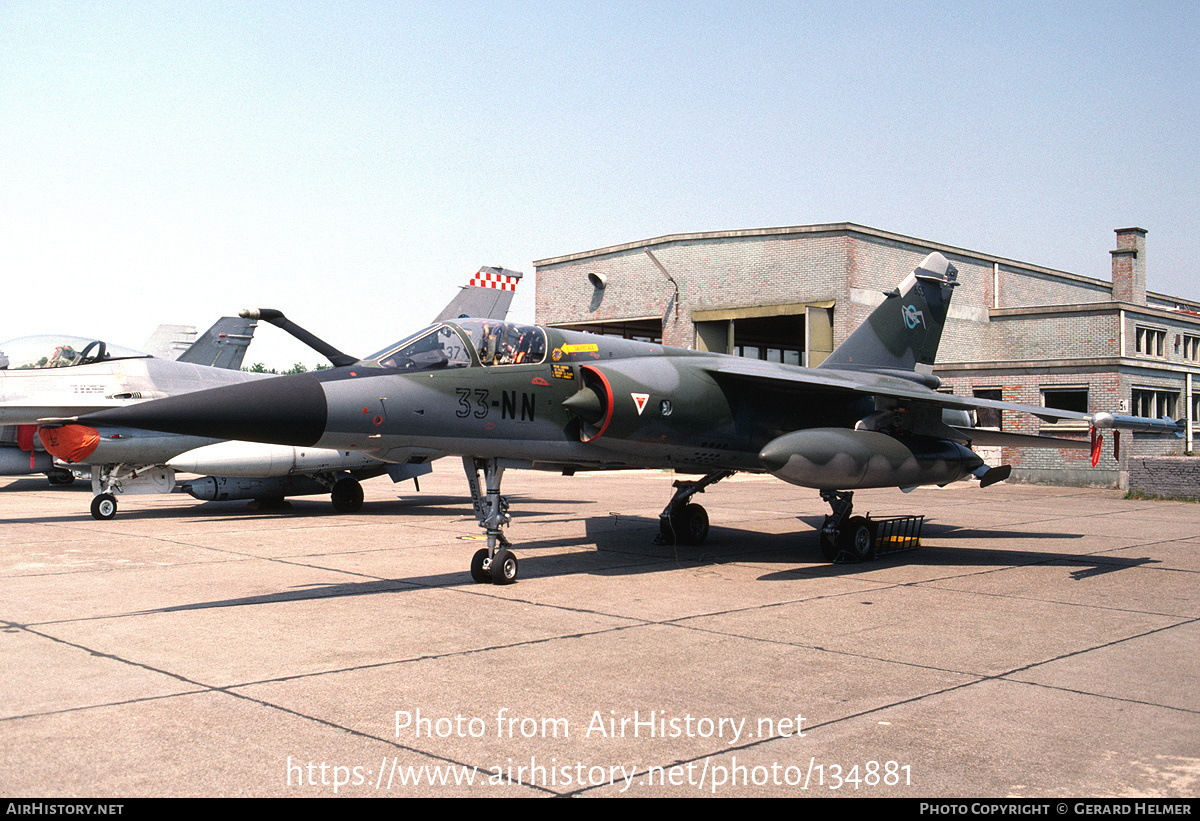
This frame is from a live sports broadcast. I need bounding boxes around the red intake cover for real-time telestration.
[38,425,101,464]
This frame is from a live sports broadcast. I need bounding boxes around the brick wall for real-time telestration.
[1128,456,1200,501]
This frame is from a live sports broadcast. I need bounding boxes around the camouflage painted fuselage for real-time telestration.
[77,322,878,477]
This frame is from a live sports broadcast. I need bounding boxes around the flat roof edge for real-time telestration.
[534,223,1200,308]
[533,222,1092,284]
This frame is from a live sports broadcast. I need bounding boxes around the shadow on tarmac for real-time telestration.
[108,509,1160,622]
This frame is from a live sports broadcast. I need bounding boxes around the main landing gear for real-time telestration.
[819,489,869,561]
[87,464,174,519]
[819,489,924,563]
[47,468,76,486]
[89,464,128,520]
[657,470,734,546]
[463,457,518,584]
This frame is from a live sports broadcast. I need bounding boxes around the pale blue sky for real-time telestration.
[3,1,1197,367]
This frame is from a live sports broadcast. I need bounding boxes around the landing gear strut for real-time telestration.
[90,464,128,520]
[818,489,925,562]
[87,463,174,520]
[463,457,517,584]
[658,470,734,546]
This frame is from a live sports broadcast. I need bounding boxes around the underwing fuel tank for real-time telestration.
[167,440,382,478]
[758,428,983,489]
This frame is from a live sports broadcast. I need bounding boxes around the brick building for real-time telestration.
[533,224,1199,488]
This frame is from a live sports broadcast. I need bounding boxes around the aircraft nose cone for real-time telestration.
[77,374,329,447]
[561,386,605,424]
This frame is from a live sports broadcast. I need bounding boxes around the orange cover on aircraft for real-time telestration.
[38,425,100,464]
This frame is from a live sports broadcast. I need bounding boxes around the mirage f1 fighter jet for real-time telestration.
[63,253,1183,579]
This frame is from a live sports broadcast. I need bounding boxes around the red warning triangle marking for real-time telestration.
[631,393,649,415]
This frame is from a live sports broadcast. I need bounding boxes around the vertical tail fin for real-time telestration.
[432,266,523,323]
[175,316,259,370]
[142,324,198,361]
[818,252,958,373]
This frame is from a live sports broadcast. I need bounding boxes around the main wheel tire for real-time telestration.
[670,504,710,546]
[819,524,841,562]
[47,469,75,486]
[470,548,491,583]
[90,493,117,520]
[659,516,674,542]
[331,477,364,513]
[840,516,875,561]
[490,548,518,584]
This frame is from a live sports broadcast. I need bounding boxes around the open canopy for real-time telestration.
[0,335,151,370]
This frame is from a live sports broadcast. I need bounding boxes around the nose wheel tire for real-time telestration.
[471,547,519,585]
[490,548,518,584]
[470,548,491,583]
[90,493,117,520]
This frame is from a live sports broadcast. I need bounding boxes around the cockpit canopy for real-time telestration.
[366,319,547,371]
[0,335,151,370]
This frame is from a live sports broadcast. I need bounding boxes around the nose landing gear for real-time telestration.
[463,457,517,584]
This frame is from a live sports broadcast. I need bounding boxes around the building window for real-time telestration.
[1182,335,1200,362]
[974,388,1003,429]
[1042,387,1088,413]
[1131,388,1178,419]
[1135,326,1166,357]
[732,344,803,365]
